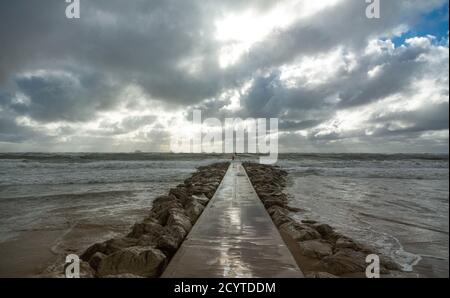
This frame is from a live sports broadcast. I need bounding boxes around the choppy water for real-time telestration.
[276,153,449,278]
[0,153,228,276]
[0,153,448,277]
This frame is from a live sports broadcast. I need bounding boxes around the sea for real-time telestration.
[0,153,448,277]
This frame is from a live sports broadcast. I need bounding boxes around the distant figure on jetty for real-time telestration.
[231,153,237,161]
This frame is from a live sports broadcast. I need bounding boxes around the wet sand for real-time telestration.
[0,230,62,277]
[0,214,144,277]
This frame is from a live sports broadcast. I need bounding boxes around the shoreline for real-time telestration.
[41,162,230,278]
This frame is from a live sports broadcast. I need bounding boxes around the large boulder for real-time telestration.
[297,227,322,241]
[102,273,145,278]
[298,240,333,259]
[305,271,339,278]
[156,225,187,256]
[271,209,293,227]
[266,206,289,217]
[185,200,205,223]
[88,252,107,271]
[334,237,363,251]
[169,187,192,206]
[81,242,107,262]
[280,222,321,241]
[263,198,287,209]
[166,209,192,233]
[150,199,184,225]
[96,246,167,278]
[321,248,369,275]
[191,194,210,206]
[313,224,334,238]
[127,219,164,238]
[380,256,401,271]
[81,237,139,261]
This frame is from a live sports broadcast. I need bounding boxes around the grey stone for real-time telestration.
[166,209,192,233]
[97,246,166,278]
[88,252,106,271]
[298,239,333,259]
[192,194,210,206]
[314,224,334,237]
[306,271,339,278]
[321,248,368,275]
[185,200,205,223]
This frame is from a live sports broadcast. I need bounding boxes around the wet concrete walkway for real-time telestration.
[162,162,303,278]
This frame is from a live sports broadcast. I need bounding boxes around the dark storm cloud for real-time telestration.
[1,70,121,122]
[0,0,282,107]
[233,36,448,125]
[0,110,53,143]
[371,101,449,133]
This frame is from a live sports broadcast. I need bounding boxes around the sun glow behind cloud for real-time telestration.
[215,0,343,68]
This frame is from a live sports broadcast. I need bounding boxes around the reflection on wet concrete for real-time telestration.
[162,162,303,278]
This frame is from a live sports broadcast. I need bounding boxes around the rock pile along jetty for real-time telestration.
[243,162,401,278]
[69,162,230,278]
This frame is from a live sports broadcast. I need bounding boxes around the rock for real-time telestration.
[169,187,191,206]
[150,200,184,225]
[314,224,334,238]
[298,240,333,259]
[102,273,145,278]
[128,220,164,238]
[301,219,317,224]
[335,237,362,251]
[152,195,177,206]
[266,206,289,217]
[185,200,205,223]
[136,234,158,247]
[97,246,167,278]
[77,261,95,278]
[166,209,192,233]
[279,222,302,240]
[297,227,322,241]
[380,256,401,271]
[263,199,286,209]
[81,237,140,262]
[321,248,368,275]
[192,194,210,206]
[306,271,339,278]
[280,222,321,241]
[103,237,140,254]
[156,225,187,256]
[285,205,303,212]
[271,209,293,227]
[156,234,180,256]
[81,242,107,261]
[88,252,106,271]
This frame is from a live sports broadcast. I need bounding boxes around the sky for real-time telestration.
[0,0,448,153]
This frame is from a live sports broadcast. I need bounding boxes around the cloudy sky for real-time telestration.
[0,0,448,153]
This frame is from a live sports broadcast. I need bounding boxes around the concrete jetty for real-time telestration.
[162,162,303,278]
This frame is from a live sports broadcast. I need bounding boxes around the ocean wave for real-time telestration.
[0,189,136,202]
